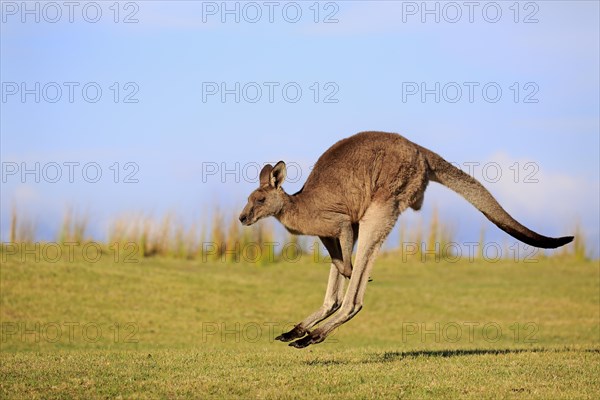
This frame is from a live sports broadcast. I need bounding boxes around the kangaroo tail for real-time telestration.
[418,145,573,249]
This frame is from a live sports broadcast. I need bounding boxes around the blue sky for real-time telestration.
[1,1,599,255]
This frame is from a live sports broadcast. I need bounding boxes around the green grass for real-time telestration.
[1,253,599,398]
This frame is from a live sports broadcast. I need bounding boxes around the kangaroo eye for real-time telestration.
[256,198,265,205]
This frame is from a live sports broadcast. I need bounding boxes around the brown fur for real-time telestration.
[239,131,573,348]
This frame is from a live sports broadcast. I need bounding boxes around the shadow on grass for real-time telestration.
[373,346,600,363]
[304,347,599,366]
[377,347,544,362]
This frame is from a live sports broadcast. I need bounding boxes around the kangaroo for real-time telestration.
[238,131,573,349]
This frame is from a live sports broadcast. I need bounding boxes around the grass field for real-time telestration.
[1,252,599,398]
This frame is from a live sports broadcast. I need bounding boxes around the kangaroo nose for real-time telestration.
[239,214,247,224]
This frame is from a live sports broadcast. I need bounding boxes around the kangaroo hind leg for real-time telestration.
[290,200,400,348]
[275,239,346,342]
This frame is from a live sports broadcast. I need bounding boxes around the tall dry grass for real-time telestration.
[8,205,36,243]
[3,206,591,264]
[398,207,455,261]
[58,207,89,243]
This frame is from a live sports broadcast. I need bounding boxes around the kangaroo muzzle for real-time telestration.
[239,208,255,226]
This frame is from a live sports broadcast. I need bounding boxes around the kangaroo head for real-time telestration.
[239,161,287,226]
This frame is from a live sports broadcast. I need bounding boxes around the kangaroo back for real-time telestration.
[417,145,573,249]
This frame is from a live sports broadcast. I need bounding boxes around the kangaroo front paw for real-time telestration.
[342,266,353,279]
[275,325,307,342]
[289,331,326,349]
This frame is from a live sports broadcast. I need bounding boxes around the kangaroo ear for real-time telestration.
[270,161,286,189]
[259,164,273,187]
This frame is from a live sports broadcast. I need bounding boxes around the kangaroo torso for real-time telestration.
[285,131,428,232]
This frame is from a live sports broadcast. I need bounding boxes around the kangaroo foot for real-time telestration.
[275,325,307,342]
[289,331,326,349]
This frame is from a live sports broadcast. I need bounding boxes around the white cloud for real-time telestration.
[11,184,39,206]
[483,152,597,224]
